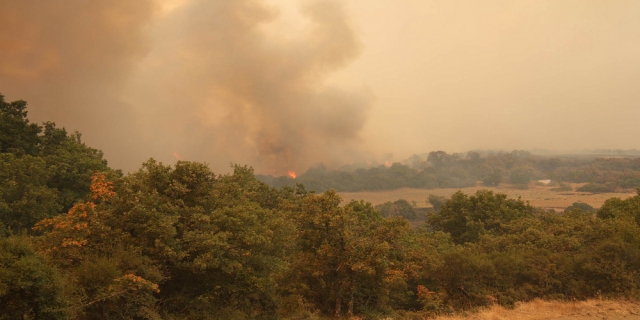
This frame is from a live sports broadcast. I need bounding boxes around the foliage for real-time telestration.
[427,194,447,212]
[0,236,70,320]
[283,191,414,317]
[260,150,640,194]
[6,93,640,319]
[0,94,111,233]
[0,154,60,232]
[376,199,420,220]
[482,170,502,186]
[427,190,535,244]
[564,201,595,213]
[0,94,41,156]
[577,183,617,193]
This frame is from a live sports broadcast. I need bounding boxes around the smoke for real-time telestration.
[0,0,157,169]
[0,0,371,174]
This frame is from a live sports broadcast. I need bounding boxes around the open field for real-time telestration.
[431,299,640,320]
[339,183,636,211]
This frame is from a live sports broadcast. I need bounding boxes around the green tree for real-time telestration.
[40,123,111,212]
[0,94,111,232]
[428,190,534,244]
[286,191,412,317]
[0,94,41,156]
[34,173,163,319]
[482,169,502,186]
[597,189,640,223]
[427,194,447,212]
[101,161,294,319]
[565,201,595,214]
[0,154,60,232]
[376,199,419,220]
[0,236,70,320]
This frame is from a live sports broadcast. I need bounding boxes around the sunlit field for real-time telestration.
[430,299,640,320]
[339,183,636,211]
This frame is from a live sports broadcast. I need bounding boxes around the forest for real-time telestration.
[258,150,640,193]
[3,94,640,319]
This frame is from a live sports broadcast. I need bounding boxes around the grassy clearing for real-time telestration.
[339,183,636,211]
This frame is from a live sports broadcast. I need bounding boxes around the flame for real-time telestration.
[287,171,297,179]
[384,161,392,168]
[173,152,182,160]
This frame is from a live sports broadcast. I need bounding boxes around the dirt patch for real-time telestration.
[338,183,636,211]
[432,299,640,320]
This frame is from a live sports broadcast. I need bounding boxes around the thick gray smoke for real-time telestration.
[0,0,371,174]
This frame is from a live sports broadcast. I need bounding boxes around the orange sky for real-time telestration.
[1,0,639,174]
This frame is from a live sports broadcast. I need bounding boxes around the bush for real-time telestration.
[509,171,531,185]
[0,236,69,319]
[427,194,447,212]
[577,183,616,193]
[376,199,419,220]
[565,202,595,213]
[551,184,573,192]
[482,171,502,186]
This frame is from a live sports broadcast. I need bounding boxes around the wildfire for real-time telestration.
[173,152,182,160]
[287,171,297,179]
[384,161,392,168]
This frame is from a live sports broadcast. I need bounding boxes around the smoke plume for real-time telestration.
[0,0,371,174]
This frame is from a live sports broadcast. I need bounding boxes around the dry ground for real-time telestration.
[430,299,640,320]
[339,183,636,211]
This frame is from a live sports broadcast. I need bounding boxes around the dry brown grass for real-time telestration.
[338,183,636,212]
[429,299,640,320]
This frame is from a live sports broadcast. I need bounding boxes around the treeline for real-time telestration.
[3,94,640,319]
[258,150,640,192]
[0,94,111,235]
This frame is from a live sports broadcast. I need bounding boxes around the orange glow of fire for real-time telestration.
[384,161,392,168]
[173,152,182,160]
[287,171,297,179]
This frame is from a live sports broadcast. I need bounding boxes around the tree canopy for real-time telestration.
[3,93,640,319]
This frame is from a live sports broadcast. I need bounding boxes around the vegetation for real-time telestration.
[3,93,640,319]
[431,299,640,320]
[259,150,640,193]
[375,199,421,220]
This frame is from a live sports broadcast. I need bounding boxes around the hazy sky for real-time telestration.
[1,0,639,174]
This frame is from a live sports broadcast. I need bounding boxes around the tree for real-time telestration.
[428,190,534,244]
[565,201,595,214]
[597,189,640,225]
[0,154,60,232]
[103,161,294,318]
[509,172,529,185]
[0,236,69,320]
[0,94,41,156]
[376,199,419,220]
[40,123,111,212]
[33,173,163,319]
[427,194,447,212]
[427,151,450,168]
[287,191,412,317]
[482,169,502,186]
[0,94,112,233]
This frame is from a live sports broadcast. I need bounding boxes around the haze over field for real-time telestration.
[1,0,639,174]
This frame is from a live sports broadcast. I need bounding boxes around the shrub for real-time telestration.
[577,183,616,193]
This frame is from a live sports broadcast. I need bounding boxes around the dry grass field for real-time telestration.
[429,299,640,320]
[338,183,636,211]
